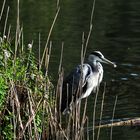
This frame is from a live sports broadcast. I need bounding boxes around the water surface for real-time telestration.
[0,0,140,139]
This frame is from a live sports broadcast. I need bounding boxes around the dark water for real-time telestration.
[1,0,140,139]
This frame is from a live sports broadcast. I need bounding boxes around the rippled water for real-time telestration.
[0,0,140,139]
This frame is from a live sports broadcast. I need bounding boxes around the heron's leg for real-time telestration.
[62,102,73,115]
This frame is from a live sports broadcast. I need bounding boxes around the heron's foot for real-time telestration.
[62,107,71,115]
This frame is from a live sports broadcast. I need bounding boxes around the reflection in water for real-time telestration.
[0,0,140,139]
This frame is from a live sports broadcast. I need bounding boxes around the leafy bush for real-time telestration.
[0,37,54,139]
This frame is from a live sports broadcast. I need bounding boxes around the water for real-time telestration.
[1,0,140,139]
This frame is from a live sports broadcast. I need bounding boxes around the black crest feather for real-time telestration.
[91,51,103,58]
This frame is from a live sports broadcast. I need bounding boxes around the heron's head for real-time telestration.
[88,51,117,67]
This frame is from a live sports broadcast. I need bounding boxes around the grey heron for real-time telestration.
[61,51,116,114]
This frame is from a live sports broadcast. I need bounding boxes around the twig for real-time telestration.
[86,117,89,140]
[58,42,64,74]
[14,0,20,61]
[90,0,96,26]
[96,83,106,140]
[40,7,60,68]
[110,95,118,140]
[83,0,96,59]
[93,80,100,140]
[0,0,6,22]
[47,101,68,140]
[7,24,11,41]
[79,98,88,139]
[38,33,41,70]
[19,91,43,139]
[95,117,140,128]
[45,41,52,76]
[3,6,9,38]
[56,0,60,10]
[9,79,25,139]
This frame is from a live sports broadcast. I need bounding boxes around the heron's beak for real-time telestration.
[102,57,117,68]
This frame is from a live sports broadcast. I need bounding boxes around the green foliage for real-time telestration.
[0,37,54,139]
[0,76,7,110]
[1,111,14,140]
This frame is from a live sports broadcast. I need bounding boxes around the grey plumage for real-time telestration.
[61,51,116,114]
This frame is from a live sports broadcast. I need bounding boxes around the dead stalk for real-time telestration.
[96,83,106,140]
[7,24,11,41]
[86,117,89,140]
[38,33,41,70]
[40,7,60,68]
[93,84,100,140]
[0,0,6,22]
[15,0,20,61]
[3,6,9,38]
[58,42,64,74]
[110,95,118,140]
[79,98,88,138]
[83,0,96,59]
[57,0,60,10]
[45,41,52,76]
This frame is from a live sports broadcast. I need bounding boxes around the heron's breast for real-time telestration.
[88,72,103,88]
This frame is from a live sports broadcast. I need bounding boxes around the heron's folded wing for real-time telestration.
[82,64,92,87]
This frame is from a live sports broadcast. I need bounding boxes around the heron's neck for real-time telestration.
[88,61,103,75]
[88,60,100,71]
[89,60,99,67]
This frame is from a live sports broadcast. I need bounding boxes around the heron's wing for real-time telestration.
[61,65,81,112]
[64,65,81,89]
[81,64,92,85]
[63,64,92,94]
[61,64,92,112]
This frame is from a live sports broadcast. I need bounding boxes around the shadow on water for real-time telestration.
[0,0,140,139]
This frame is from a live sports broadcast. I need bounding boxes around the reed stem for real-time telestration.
[110,95,118,140]
[0,0,6,22]
[97,83,106,140]
[3,6,9,38]
[40,7,60,68]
